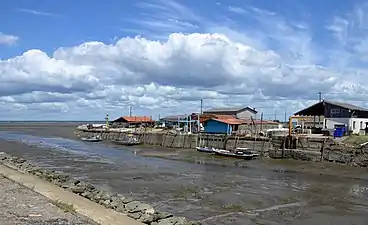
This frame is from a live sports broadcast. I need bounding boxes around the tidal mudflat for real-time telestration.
[0,123,367,225]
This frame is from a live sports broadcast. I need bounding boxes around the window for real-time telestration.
[353,121,356,130]
[360,121,363,130]
[330,108,340,115]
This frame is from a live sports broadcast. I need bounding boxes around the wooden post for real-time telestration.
[320,138,325,162]
[282,136,286,158]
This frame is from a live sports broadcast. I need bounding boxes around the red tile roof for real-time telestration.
[121,116,154,123]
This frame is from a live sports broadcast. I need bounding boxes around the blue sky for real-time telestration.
[0,0,362,58]
[1,0,368,120]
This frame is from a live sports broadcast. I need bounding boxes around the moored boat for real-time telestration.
[81,136,102,142]
[196,146,215,153]
[213,148,259,160]
[112,137,141,146]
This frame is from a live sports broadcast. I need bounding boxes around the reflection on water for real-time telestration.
[0,131,368,225]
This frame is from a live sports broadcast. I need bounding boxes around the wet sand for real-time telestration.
[0,122,367,224]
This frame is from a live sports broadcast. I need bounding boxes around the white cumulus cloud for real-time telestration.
[2,1,368,121]
[0,33,19,46]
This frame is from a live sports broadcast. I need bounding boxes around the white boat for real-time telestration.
[81,136,102,142]
[213,148,259,160]
[196,146,215,153]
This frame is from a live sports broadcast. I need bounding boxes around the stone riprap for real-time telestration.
[0,152,200,225]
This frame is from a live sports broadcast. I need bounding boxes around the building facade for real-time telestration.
[203,107,257,120]
[203,118,243,135]
[112,116,154,128]
[294,100,368,134]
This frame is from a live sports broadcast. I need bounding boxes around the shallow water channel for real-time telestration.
[0,130,367,225]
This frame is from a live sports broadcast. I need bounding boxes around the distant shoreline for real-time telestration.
[0,121,105,123]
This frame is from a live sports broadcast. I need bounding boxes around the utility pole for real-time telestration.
[129,106,132,116]
[274,111,277,121]
[318,92,322,102]
[200,99,203,114]
[284,108,287,123]
[260,112,263,131]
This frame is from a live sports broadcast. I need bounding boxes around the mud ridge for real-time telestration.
[0,152,201,225]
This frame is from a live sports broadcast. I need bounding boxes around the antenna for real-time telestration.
[317,92,322,102]
[129,106,132,116]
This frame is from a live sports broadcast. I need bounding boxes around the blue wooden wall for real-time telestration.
[204,120,231,134]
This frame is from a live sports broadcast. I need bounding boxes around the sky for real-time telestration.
[1,0,368,121]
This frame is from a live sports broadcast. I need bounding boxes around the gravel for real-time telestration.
[0,175,93,225]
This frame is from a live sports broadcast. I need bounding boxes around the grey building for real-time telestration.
[203,107,257,120]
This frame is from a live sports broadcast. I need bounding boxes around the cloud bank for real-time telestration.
[1,1,368,120]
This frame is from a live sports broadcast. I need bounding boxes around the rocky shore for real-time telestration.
[0,152,200,225]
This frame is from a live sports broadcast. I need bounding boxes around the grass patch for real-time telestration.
[344,135,368,145]
[51,200,76,213]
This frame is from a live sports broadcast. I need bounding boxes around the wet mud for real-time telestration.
[0,122,367,224]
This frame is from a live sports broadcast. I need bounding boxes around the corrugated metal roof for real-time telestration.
[324,100,368,111]
[204,107,257,113]
[121,116,154,122]
[294,100,368,116]
[161,115,188,121]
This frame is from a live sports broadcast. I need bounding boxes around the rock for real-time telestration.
[157,217,187,225]
[138,213,155,223]
[125,201,154,214]
[116,205,126,213]
[99,199,112,208]
[121,196,134,204]
[70,186,86,194]
[109,197,124,209]
[127,212,142,220]
[153,212,173,221]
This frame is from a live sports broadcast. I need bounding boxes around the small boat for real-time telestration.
[196,146,215,153]
[112,137,141,146]
[213,148,259,160]
[81,136,102,142]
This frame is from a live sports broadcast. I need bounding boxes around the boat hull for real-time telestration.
[112,141,141,146]
[196,147,214,153]
[214,150,258,160]
[81,138,102,142]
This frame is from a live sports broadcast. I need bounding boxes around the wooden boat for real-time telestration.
[196,146,215,153]
[112,137,141,146]
[81,136,102,142]
[213,148,259,160]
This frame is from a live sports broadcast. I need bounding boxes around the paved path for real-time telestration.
[0,164,144,225]
[0,174,92,225]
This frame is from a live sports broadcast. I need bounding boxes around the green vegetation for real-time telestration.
[344,135,368,145]
[51,200,76,213]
